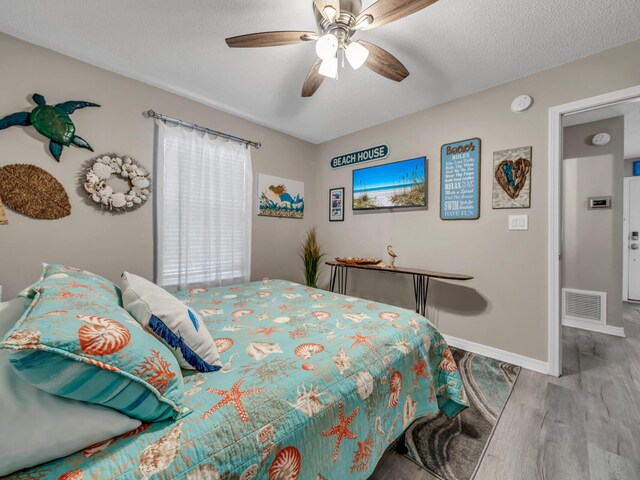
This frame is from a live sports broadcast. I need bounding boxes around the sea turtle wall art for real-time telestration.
[0,93,100,161]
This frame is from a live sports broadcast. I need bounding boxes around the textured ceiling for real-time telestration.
[1,0,640,143]
[563,99,640,159]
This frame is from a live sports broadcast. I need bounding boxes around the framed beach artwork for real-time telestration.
[258,173,304,219]
[352,157,427,210]
[329,187,344,221]
[492,146,532,209]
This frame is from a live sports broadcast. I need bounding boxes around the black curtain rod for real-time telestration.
[144,110,262,149]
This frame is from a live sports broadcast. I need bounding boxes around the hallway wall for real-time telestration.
[563,117,625,327]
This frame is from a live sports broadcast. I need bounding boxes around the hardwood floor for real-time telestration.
[371,302,640,480]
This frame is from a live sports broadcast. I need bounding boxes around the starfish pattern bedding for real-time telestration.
[7,279,468,480]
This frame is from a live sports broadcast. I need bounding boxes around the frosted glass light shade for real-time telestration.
[319,57,338,79]
[316,34,338,60]
[323,6,337,21]
[346,42,369,70]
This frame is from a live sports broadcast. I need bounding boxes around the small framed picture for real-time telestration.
[329,187,344,222]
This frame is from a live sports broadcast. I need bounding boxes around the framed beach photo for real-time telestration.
[329,187,344,221]
[352,157,427,211]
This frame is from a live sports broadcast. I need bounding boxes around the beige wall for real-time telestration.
[311,40,640,362]
[562,117,625,326]
[0,33,317,299]
[2,31,640,363]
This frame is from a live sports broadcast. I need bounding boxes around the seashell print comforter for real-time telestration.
[7,280,468,480]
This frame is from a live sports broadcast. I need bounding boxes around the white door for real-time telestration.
[628,178,640,300]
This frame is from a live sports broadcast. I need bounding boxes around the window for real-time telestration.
[155,122,252,291]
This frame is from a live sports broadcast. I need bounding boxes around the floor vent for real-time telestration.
[562,288,606,325]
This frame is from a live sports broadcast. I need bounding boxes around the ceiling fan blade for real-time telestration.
[356,0,439,31]
[314,0,340,21]
[358,40,409,82]
[226,31,317,48]
[302,59,325,97]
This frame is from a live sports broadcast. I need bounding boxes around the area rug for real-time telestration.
[402,348,520,480]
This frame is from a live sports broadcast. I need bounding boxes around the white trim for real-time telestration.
[548,84,640,378]
[622,177,640,302]
[443,334,549,375]
[624,177,630,302]
[562,319,626,337]
[548,99,563,377]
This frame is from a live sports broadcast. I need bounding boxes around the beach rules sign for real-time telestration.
[330,144,389,169]
[440,138,481,220]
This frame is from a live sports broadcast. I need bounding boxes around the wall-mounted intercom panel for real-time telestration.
[587,196,612,210]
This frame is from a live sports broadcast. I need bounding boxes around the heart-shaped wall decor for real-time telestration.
[494,158,531,199]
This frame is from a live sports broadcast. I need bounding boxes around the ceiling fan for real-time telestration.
[225,0,439,97]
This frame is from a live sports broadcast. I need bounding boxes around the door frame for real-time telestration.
[548,84,640,377]
[623,176,640,303]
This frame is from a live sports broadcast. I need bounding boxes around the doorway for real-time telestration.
[624,176,640,302]
[548,84,640,377]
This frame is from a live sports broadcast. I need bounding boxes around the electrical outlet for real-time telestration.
[508,215,528,231]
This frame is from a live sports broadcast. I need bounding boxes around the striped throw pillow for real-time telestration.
[121,272,222,372]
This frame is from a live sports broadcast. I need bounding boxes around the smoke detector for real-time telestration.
[592,132,611,146]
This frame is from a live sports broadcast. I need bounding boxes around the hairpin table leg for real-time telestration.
[413,274,430,317]
[336,266,348,295]
[342,267,348,295]
[330,265,338,292]
[329,265,348,295]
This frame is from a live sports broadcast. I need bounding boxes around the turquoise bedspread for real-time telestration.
[6,280,467,480]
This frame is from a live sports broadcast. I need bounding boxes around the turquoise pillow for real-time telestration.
[1,280,188,422]
[19,263,121,303]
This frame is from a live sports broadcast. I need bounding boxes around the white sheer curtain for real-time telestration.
[155,121,252,291]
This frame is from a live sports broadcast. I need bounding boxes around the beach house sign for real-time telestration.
[330,144,389,169]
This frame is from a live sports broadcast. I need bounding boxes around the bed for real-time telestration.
[5,279,467,480]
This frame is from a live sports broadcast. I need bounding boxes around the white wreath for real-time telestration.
[83,154,151,211]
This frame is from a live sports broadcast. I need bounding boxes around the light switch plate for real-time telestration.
[509,215,528,231]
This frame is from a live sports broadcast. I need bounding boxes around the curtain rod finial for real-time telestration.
[143,110,156,119]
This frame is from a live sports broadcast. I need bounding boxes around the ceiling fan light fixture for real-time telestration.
[315,33,338,60]
[346,41,369,70]
[319,57,338,79]
[355,14,373,30]
[323,6,337,22]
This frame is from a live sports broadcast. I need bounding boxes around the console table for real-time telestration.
[325,261,473,317]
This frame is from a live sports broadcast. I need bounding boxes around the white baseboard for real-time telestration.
[562,318,625,337]
[443,334,550,375]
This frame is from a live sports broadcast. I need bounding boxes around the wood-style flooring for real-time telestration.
[371,302,640,480]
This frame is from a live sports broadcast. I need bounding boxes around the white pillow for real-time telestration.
[0,298,141,477]
[121,272,222,372]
